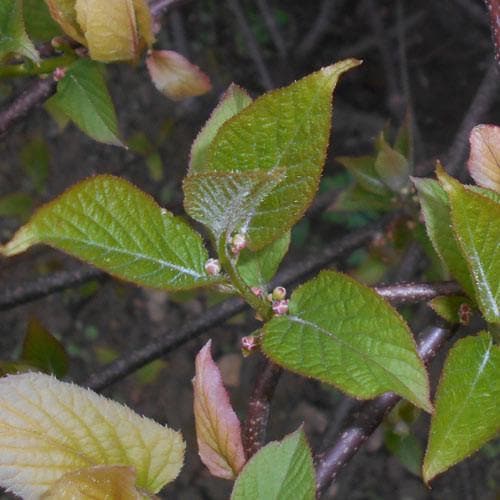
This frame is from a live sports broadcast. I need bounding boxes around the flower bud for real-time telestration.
[272,286,286,301]
[272,299,289,316]
[204,258,221,276]
[230,233,247,254]
[241,335,258,356]
[251,287,263,297]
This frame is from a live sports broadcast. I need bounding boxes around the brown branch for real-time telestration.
[374,280,462,304]
[226,0,274,90]
[0,76,56,136]
[296,0,339,60]
[0,265,105,311]
[255,0,287,60]
[315,321,456,496]
[484,0,500,64]
[242,358,282,458]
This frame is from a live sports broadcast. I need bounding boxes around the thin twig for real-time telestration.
[365,0,402,118]
[337,11,424,59]
[0,77,56,136]
[0,265,105,311]
[226,0,274,90]
[446,61,499,178]
[315,321,455,496]
[242,358,282,458]
[296,0,338,60]
[255,0,287,60]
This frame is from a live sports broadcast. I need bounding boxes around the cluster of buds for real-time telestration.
[230,233,247,254]
[204,258,221,276]
[241,335,259,357]
[267,286,289,316]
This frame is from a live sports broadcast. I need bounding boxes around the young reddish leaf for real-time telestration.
[0,372,185,497]
[231,428,315,500]
[190,84,252,172]
[21,318,69,378]
[0,175,220,291]
[47,59,123,146]
[423,332,500,483]
[0,0,40,63]
[438,169,500,323]
[146,50,212,101]
[467,124,500,193]
[262,270,432,412]
[193,340,245,480]
[42,465,149,499]
[196,60,362,250]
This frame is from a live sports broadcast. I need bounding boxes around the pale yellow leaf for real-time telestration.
[0,373,184,499]
[42,465,151,499]
[45,0,86,44]
[132,0,154,48]
[75,0,139,62]
[147,50,212,101]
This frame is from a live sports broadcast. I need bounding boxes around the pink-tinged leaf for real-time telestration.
[468,124,500,193]
[193,340,246,480]
[146,50,212,101]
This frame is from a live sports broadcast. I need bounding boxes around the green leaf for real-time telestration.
[438,171,500,323]
[0,0,39,62]
[375,133,410,192]
[423,332,500,483]
[412,177,475,298]
[262,270,431,411]
[332,183,393,212]
[19,135,50,193]
[0,372,185,496]
[336,155,391,196]
[231,428,315,500]
[46,59,123,146]
[385,431,423,476]
[0,361,38,377]
[237,231,290,287]
[429,295,474,325]
[1,175,219,291]
[190,83,252,172]
[0,192,32,218]
[184,169,286,242]
[20,318,69,378]
[191,60,362,250]
[24,0,62,41]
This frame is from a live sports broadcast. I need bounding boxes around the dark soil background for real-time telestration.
[0,0,499,499]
